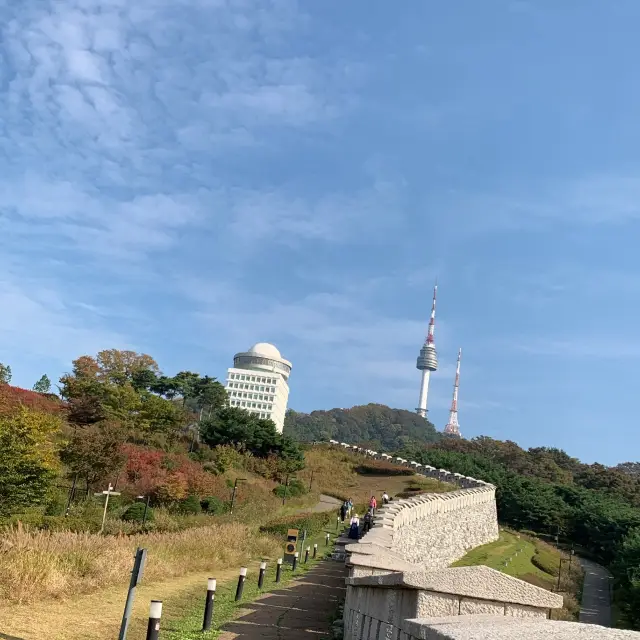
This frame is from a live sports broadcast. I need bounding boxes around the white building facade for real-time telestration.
[224,342,292,433]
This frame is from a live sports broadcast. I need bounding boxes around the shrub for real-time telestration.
[532,547,560,576]
[272,479,308,499]
[201,496,226,515]
[177,494,202,515]
[122,502,155,523]
[260,511,330,537]
[355,462,413,476]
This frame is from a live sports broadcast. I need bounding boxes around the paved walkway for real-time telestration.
[579,557,612,626]
[219,560,347,640]
[306,494,342,514]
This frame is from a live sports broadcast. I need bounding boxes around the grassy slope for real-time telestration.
[453,529,555,588]
[453,528,583,620]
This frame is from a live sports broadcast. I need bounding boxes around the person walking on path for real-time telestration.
[369,495,377,514]
[363,509,373,534]
[339,501,348,522]
[347,498,354,516]
[382,491,389,505]
[348,513,360,539]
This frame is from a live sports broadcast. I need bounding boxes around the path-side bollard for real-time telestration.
[313,543,318,559]
[292,552,299,572]
[325,533,330,546]
[276,558,283,583]
[235,567,247,601]
[146,600,162,640]
[304,547,310,564]
[336,518,340,531]
[258,561,267,588]
[202,578,216,631]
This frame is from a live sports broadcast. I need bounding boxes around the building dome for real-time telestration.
[247,342,282,359]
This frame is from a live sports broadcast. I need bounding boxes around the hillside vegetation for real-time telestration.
[284,403,441,450]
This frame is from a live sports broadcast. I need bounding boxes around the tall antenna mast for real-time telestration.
[415,283,439,418]
[443,348,462,437]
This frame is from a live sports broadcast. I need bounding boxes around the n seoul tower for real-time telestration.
[415,284,438,418]
[444,348,462,437]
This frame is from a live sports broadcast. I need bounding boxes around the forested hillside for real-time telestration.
[283,403,441,450]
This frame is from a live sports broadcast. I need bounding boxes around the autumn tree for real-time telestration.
[0,407,62,516]
[60,350,188,443]
[0,363,12,385]
[33,374,52,394]
[60,421,127,494]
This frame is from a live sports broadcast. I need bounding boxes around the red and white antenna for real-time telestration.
[444,348,462,437]
[426,283,437,345]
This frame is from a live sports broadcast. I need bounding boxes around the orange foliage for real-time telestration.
[0,385,66,417]
[121,444,227,502]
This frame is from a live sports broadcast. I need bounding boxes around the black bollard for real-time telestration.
[313,543,318,559]
[258,561,266,589]
[292,552,299,572]
[326,533,330,546]
[275,558,283,583]
[235,567,247,601]
[304,547,310,563]
[146,600,162,640]
[202,578,216,631]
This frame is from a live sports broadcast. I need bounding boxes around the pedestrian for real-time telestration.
[369,495,377,514]
[347,498,354,517]
[340,501,347,522]
[363,509,373,533]
[382,491,389,505]
[348,513,360,539]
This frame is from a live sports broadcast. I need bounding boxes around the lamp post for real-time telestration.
[230,478,246,515]
[568,548,575,571]
[555,558,565,592]
[282,474,291,506]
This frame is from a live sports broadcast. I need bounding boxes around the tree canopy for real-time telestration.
[284,403,441,450]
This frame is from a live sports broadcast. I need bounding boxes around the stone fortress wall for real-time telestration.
[331,443,637,640]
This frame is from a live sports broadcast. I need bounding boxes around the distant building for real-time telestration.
[224,342,292,433]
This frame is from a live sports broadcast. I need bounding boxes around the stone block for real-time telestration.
[400,616,640,639]
[416,591,458,617]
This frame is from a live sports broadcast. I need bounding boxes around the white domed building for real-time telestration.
[224,342,292,433]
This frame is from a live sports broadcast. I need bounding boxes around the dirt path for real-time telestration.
[219,559,347,640]
[579,557,612,626]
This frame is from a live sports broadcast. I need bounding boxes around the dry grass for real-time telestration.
[0,521,280,604]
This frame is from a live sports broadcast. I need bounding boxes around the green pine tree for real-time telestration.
[33,374,52,394]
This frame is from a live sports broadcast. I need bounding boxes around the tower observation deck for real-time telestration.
[416,284,438,418]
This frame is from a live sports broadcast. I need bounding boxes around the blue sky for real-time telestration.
[1,0,639,465]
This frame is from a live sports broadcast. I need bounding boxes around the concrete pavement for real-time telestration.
[579,557,613,626]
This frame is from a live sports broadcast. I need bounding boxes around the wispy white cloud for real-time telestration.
[0,270,130,374]
[441,174,640,235]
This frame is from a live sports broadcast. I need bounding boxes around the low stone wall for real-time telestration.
[388,485,499,569]
[346,465,499,576]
